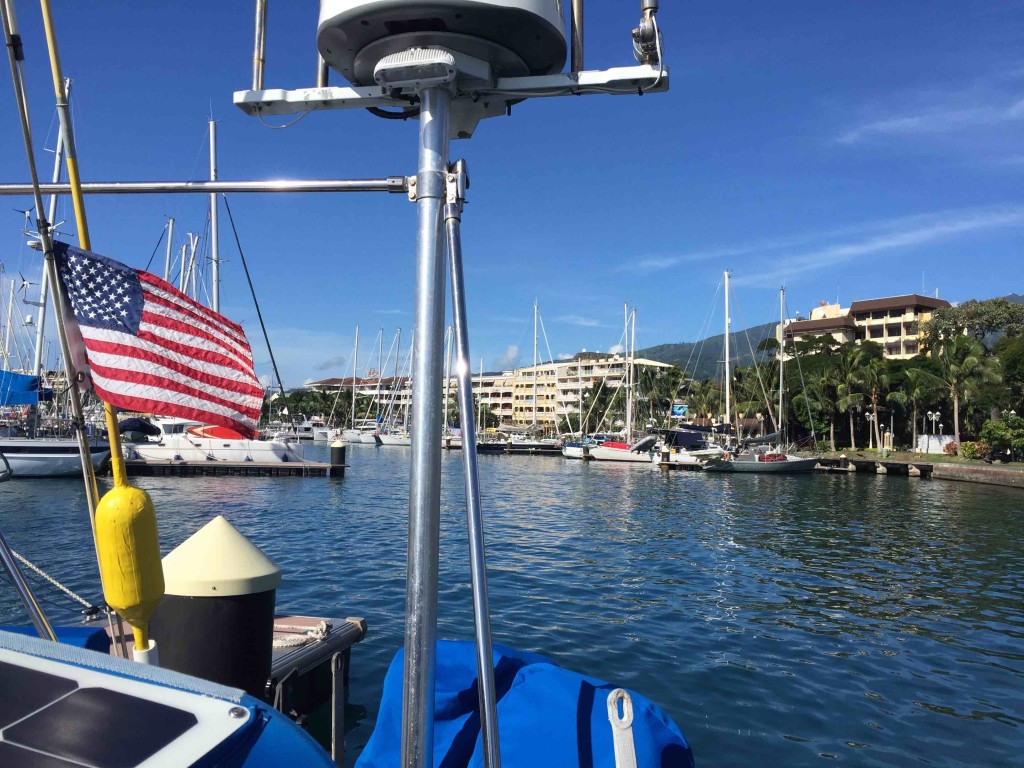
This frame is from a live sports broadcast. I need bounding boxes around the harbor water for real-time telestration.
[1,445,1022,766]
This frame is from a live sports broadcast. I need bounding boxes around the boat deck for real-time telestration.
[106,614,367,762]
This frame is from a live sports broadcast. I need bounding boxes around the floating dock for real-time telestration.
[123,459,342,478]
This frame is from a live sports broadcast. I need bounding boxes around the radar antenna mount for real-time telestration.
[233,3,667,768]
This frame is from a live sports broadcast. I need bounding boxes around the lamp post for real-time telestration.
[865,412,876,450]
[927,411,939,434]
[756,412,764,437]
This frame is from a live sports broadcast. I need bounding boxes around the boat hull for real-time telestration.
[704,455,820,473]
[588,443,656,463]
[0,437,110,478]
[127,435,304,463]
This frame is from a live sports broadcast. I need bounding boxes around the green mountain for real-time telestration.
[639,321,777,380]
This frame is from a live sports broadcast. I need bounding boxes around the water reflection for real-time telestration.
[1,453,1022,767]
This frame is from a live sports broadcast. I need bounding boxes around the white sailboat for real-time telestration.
[704,279,820,473]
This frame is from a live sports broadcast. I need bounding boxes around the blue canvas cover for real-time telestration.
[0,370,38,406]
[358,641,692,768]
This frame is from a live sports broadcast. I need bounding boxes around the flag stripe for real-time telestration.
[138,272,246,338]
[82,337,264,404]
[138,312,254,375]
[142,291,253,365]
[90,381,257,435]
[81,326,261,392]
[89,365,261,420]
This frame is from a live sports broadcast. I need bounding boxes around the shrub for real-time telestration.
[960,441,990,460]
[944,441,958,456]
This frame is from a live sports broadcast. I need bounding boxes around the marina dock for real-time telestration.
[123,459,342,478]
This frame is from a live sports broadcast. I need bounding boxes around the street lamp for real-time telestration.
[927,411,939,435]
[865,412,876,450]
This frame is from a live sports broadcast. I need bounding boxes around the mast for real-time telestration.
[32,81,69,378]
[375,327,384,422]
[779,286,785,442]
[3,278,14,367]
[477,357,483,431]
[351,326,359,428]
[629,307,636,441]
[209,119,220,312]
[163,217,174,282]
[724,270,731,440]
[443,325,453,431]
[532,300,538,433]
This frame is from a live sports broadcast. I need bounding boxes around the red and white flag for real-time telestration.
[53,241,263,437]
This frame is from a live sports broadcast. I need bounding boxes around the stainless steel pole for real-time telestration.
[402,85,450,768]
[0,178,409,195]
[252,0,267,91]
[571,0,584,72]
[444,159,501,768]
[164,217,175,282]
[32,81,68,379]
[209,119,220,312]
[0,527,56,641]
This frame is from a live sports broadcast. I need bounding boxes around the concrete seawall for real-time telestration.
[929,463,1024,489]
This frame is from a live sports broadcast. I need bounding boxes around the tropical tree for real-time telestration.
[853,343,899,450]
[902,368,942,453]
[912,336,1002,455]
[833,344,864,450]
[793,366,839,451]
[636,365,686,427]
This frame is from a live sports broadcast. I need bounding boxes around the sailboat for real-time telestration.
[588,305,661,463]
[506,302,561,454]
[704,278,820,473]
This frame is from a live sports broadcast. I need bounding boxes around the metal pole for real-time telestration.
[0,527,56,641]
[403,85,450,768]
[724,270,731,438]
[444,160,501,767]
[163,217,175,282]
[571,0,584,72]
[33,82,69,378]
[778,287,785,438]
[209,120,220,312]
[252,0,267,91]
[532,301,538,432]
[0,178,409,195]
[3,279,14,364]
[317,55,329,88]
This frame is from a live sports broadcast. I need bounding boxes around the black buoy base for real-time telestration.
[150,589,276,698]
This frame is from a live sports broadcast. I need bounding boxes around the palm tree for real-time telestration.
[915,336,1001,455]
[834,344,863,450]
[902,368,941,453]
[853,344,894,450]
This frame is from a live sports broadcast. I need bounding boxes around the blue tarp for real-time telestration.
[358,641,693,768]
[0,370,38,406]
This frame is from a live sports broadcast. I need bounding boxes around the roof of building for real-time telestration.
[784,315,857,336]
[849,294,951,313]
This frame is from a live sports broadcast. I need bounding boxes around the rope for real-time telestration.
[272,620,331,649]
[12,550,96,610]
[221,195,287,403]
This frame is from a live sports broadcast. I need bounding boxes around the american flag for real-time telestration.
[53,241,263,438]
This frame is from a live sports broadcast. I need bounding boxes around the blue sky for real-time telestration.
[1,2,1021,386]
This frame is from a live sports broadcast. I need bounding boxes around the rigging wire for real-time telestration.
[221,194,288,403]
[141,221,168,273]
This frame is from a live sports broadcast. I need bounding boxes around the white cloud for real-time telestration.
[731,205,1024,287]
[554,314,605,328]
[608,344,626,355]
[492,344,520,370]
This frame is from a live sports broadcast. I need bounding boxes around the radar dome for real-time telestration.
[317,0,567,86]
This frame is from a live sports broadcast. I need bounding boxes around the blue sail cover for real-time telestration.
[358,641,693,768]
[0,371,38,406]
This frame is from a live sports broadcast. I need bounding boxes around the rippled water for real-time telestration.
[2,446,1023,766]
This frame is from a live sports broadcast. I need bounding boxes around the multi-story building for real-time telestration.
[306,351,674,432]
[780,294,950,359]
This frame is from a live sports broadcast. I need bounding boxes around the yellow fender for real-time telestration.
[95,485,165,651]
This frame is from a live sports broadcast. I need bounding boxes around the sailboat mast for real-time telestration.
[163,217,174,283]
[532,300,538,432]
[3,279,15,366]
[444,325,453,430]
[351,326,359,428]
[779,287,785,441]
[33,85,68,378]
[375,327,384,422]
[625,304,635,442]
[477,357,483,431]
[209,118,220,312]
[724,270,731,439]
